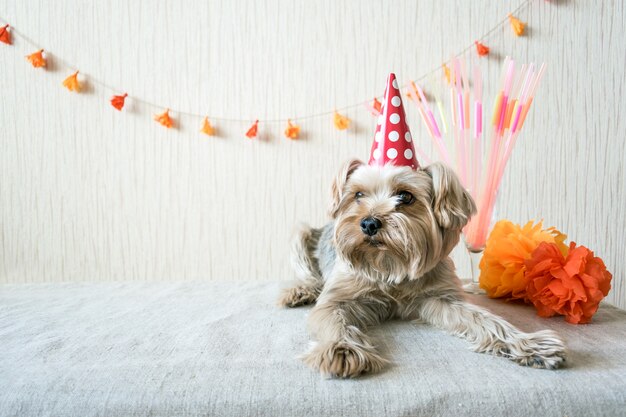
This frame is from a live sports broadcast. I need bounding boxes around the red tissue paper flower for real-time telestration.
[525,242,612,324]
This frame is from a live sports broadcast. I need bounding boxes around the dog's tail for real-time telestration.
[290,223,323,284]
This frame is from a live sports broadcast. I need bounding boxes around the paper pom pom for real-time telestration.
[26,49,46,68]
[333,111,350,130]
[200,117,215,136]
[479,220,568,300]
[0,24,11,45]
[508,14,525,36]
[246,120,259,138]
[154,109,173,128]
[62,71,81,92]
[525,242,612,324]
[110,93,128,111]
[284,119,300,139]
[474,41,490,57]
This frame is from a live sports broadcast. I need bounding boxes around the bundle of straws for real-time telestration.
[410,57,546,250]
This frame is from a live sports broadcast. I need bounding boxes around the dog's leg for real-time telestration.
[278,224,324,307]
[301,280,391,378]
[417,296,566,369]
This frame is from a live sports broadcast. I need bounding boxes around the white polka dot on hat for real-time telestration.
[368,73,420,170]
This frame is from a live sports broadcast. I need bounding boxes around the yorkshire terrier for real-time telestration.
[278,159,566,378]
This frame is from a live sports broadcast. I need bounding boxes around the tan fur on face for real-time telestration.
[333,163,473,284]
[279,160,566,379]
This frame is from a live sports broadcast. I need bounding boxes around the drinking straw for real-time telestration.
[415,83,443,139]
[496,65,544,182]
[450,58,468,186]
[415,147,433,166]
[472,64,483,198]
[518,63,546,130]
[412,57,544,250]
[479,62,544,247]
[410,81,450,164]
[418,106,450,163]
[460,60,473,188]
[474,59,514,246]
[436,98,448,134]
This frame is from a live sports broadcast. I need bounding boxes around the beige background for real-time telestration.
[1,0,624,308]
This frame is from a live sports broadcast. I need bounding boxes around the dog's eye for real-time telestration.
[397,191,414,205]
[355,191,364,199]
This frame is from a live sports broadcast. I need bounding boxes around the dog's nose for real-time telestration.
[360,217,382,236]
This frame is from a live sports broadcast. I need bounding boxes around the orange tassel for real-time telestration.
[62,71,81,92]
[509,14,525,36]
[284,119,300,139]
[333,111,350,130]
[26,49,46,68]
[372,98,382,113]
[0,24,11,45]
[154,109,174,128]
[246,120,259,138]
[110,93,128,111]
[475,41,490,57]
[200,117,215,136]
[443,64,451,84]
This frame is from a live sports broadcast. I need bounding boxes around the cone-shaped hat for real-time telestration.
[368,73,419,170]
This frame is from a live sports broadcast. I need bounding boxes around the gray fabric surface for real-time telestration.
[0,281,625,417]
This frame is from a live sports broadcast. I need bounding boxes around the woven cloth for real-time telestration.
[1,281,625,417]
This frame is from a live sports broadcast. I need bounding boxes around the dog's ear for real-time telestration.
[424,162,477,230]
[328,158,364,218]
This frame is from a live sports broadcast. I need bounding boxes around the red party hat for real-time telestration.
[368,73,419,170]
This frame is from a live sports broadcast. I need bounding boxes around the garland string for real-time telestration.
[0,0,532,126]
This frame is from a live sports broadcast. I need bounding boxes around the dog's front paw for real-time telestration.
[277,286,319,307]
[301,340,387,378]
[509,330,567,370]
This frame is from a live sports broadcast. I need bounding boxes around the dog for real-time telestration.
[278,159,566,378]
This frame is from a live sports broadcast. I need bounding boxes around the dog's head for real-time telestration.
[329,159,476,283]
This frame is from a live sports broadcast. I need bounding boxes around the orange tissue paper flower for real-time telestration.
[475,41,490,57]
[284,119,300,139]
[62,71,81,92]
[333,111,350,130]
[110,93,128,111]
[0,24,11,45]
[246,120,259,138]
[154,109,174,128]
[27,49,46,68]
[479,220,568,300]
[525,242,612,324]
[508,14,526,36]
[200,117,215,136]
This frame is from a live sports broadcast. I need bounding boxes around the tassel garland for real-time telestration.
[509,14,525,36]
[154,109,174,128]
[246,120,259,138]
[333,111,350,130]
[62,71,81,92]
[475,41,490,57]
[26,49,46,68]
[1,3,534,139]
[284,119,300,139]
[0,24,11,45]
[110,93,128,111]
[200,117,215,136]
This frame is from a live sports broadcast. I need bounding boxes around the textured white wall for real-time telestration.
[0,0,624,308]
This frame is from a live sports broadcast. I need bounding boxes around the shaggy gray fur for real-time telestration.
[279,161,567,378]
